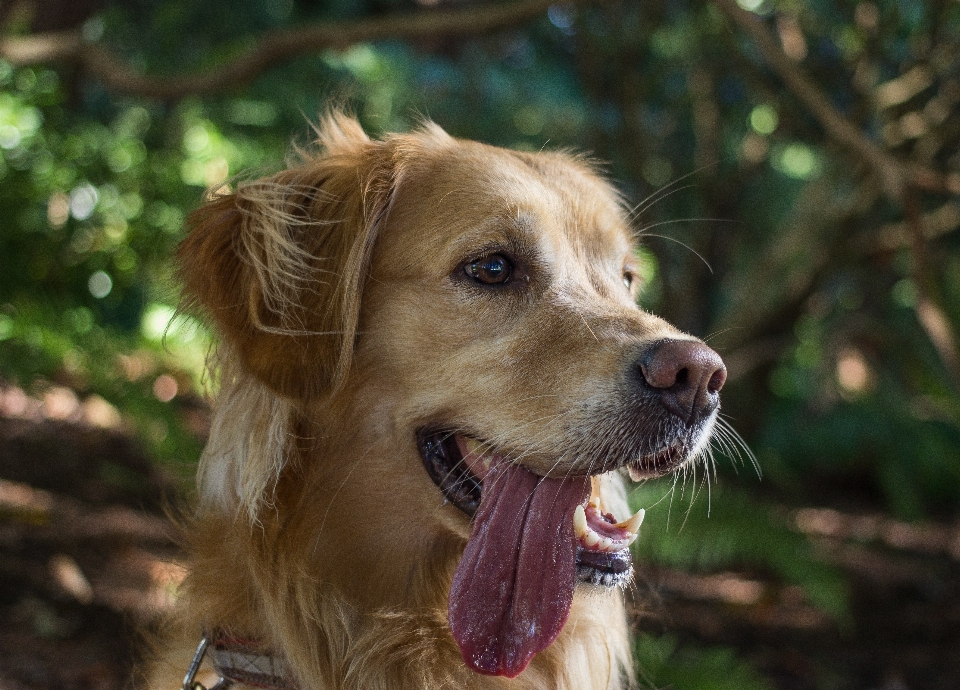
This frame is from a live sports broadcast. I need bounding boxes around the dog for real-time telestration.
[151,113,726,690]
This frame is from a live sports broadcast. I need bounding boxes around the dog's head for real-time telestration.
[179,113,725,679]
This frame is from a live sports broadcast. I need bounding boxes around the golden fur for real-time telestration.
[150,113,708,690]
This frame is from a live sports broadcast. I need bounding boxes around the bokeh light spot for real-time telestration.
[47,192,70,227]
[641,156,674,187]
[153,375,178,403]
[141,304,175,341]
[836,348,872,394]
[88,270,113,299]
[69,183,99,220]
[0,124,20,149]
[514,107,544,136]
[775,143,820,179]
[749,105,778,135]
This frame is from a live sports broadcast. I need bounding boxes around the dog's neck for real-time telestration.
[181,381,633,689]
[184,569,631,690]
[184,478,633,688]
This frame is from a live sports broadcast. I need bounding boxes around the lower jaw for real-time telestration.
[627,465,668,481]
[628,443,691,480]
[575,545,633,588]
[576,563,633,588]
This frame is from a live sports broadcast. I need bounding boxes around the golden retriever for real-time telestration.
[153,113,726,690]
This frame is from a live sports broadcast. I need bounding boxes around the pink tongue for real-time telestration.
[448,461,589,677]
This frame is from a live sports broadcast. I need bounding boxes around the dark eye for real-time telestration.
[623,272,635,290]
[465,253,513,285]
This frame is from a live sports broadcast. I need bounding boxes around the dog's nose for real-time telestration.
[639,339,726,423]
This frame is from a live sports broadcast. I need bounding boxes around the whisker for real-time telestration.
[627,183,696,221]
[626,162,719,220]
[635,229,715,274]
[715,417,760,478]
[704,452,713,517]
[677,462,698,531]
[700,326,743,344]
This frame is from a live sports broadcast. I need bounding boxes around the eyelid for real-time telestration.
[623,264,640,291]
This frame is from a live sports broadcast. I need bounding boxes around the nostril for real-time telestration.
[708,366,727,394]
[675,368,689,387]
[639,351,687,390]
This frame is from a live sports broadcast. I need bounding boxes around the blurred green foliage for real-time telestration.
[2,0,960,685]
[635,635,775,690]
[629,482,849,619]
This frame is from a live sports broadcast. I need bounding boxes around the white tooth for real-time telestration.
[622,532,638,548]
[598,536,614,551]
[628,465,645,482]
[614,508,645,534]
[583,530,600,547]
[573,505,587,537]
[589,476,602,510]
[464,437,483,455]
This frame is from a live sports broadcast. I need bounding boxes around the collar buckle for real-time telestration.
[183,636,234,690]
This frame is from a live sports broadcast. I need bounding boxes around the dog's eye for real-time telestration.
[623,272,635,290]
[466,254,513,285]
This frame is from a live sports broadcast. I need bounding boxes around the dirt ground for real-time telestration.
[1,381,958,690]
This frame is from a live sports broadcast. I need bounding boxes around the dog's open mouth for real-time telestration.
[418,429,660,678]
[418,429,649,585]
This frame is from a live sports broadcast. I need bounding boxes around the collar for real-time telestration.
[183,632,298,690]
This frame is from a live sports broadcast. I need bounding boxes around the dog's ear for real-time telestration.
[178,114,396,400]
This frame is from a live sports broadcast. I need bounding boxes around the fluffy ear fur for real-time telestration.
[179,114,457,520]
[178,113,397,401]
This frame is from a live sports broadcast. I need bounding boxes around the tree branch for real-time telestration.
[715,0,960,388]
[904,190,960,385]
[857,201,960,253]
[713,0,959,199]
[0,0,579,100]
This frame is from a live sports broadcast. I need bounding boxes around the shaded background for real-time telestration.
[1,0,959,688]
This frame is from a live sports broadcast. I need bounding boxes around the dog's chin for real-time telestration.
[417,428,695,591]
[622,441,692,480]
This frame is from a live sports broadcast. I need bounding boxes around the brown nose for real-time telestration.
[639,339,726,423]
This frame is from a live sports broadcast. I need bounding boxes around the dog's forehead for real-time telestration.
[393,139,634,261]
